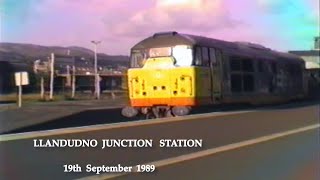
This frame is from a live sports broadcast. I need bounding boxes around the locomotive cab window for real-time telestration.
[149,47,172,57]
[271,62,277,73]
[172,45,193,66]
[242,58,254,72]
[201,47,210,66]
[209,48,217,65]
[258,61,264,72]
[194,47,202,66]
[231,74,242,92]
[130,50,146,68]
[243,74,254,92]
[230,57,241,71]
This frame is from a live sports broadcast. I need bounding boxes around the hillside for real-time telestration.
[0,42,129,67]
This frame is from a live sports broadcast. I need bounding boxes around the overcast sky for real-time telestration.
[1,0,319,55]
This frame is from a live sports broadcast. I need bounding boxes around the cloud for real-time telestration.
[257,0,293,13]
[2,0,318,54]
[1,0,152,54]
[108,0,242,38]
[257,0,319,19]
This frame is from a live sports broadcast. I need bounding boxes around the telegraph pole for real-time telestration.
[91,41,101,99]
[72,65,76,99]
[49,53,55,100]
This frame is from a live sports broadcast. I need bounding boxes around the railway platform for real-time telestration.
[0,101,319,180]
[0,97,128,134]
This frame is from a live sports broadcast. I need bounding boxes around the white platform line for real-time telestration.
[0,110,254,141]
[78,123,320,180]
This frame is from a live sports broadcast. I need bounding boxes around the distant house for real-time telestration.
[289,50,319,69]
[0,61,14,94]
[54,55,89,74]
[0,61,33,94]
[34,55,94,75]
[315,36,320,50]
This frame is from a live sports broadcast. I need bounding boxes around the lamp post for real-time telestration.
[91,40,101,99]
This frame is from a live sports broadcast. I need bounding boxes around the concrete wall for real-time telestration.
[301,55,320,69]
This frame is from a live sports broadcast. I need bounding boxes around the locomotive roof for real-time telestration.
[131,31,304,64]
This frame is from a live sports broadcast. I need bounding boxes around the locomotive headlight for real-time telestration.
[155,72,162,79]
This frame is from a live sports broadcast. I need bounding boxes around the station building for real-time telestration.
[289,37,320,69]
[0,54,126,94]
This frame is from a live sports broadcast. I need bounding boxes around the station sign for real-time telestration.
[15,72,29,86]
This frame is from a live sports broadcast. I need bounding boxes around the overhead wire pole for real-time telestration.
[91,40,101,99]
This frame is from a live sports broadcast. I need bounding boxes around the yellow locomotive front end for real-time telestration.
[129,58,195,107]
[122,45,210,118]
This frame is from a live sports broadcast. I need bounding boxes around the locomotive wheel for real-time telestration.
[145,107,174,119]
[146,113,156,119]
[172,106,190,116]
[165,110,174,117]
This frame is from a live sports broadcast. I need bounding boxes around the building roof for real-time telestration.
[305,61,320,69]
[289,50,320,56]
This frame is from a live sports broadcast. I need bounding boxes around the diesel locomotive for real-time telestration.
[122,32,307,118]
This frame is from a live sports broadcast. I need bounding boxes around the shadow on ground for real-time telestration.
[0,100,16,104]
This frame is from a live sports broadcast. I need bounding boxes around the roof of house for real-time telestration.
[289,50,320,56]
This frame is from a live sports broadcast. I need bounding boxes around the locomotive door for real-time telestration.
[209,48,222,102]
